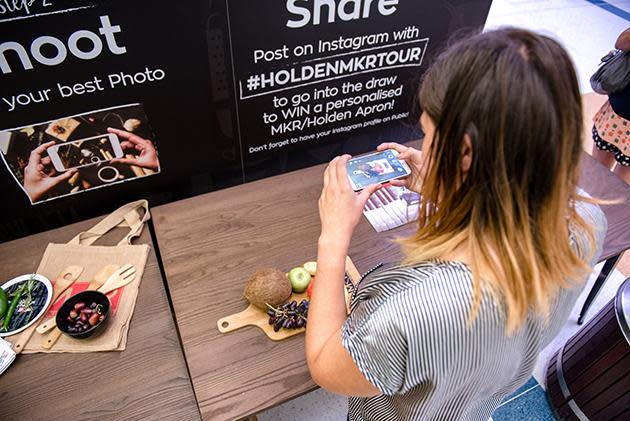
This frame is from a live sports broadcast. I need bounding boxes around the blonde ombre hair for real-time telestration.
[404,28,596,334]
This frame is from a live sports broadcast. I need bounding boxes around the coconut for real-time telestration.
[243,268,292,309]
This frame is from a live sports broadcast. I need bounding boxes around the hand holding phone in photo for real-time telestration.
[22,141,78,202]
[2,103,161,204]
[47,134,124,172]
[346,149,412,191]
[107,127,160,172]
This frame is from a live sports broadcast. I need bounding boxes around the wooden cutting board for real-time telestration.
[217,257,360,341]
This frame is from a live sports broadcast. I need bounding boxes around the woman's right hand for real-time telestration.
[377,142,425,193]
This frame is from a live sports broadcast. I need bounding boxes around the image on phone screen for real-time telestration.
[347,150,411,191]
[48,134,123,172]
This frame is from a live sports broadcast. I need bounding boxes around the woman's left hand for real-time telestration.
[319,155,382,248]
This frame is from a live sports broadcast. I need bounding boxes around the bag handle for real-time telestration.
[68,200,150,246]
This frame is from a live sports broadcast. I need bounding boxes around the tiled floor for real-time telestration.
[259,1,630,420]
[484,0,630,92]
[492,378,556,421]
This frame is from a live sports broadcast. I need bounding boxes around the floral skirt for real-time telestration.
[593,100,630,166]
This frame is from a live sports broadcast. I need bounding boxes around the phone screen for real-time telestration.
[347,150,411,191]
[53,135,117,169]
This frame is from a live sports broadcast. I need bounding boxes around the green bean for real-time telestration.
[0,276,34,331]
[2,287,23,331]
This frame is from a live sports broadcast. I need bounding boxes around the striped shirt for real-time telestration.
[342,201,607,420]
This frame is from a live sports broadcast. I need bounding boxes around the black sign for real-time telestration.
[0,0,492,240]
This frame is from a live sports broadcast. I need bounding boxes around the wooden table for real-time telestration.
[152,147,630,421]
[152,161,408,421]
[579,152,630,261]
[576,153,630,323]
[0,219,201,420]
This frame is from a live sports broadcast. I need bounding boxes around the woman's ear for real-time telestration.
[461,134,473,174]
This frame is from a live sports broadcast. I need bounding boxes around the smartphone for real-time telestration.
[347,149,412,191]
[48,134,123,172]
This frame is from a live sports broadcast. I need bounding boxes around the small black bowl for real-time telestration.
[56,290,110,339]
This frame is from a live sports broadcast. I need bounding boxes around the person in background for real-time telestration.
[306,28,607,420]
[591,27,630,184]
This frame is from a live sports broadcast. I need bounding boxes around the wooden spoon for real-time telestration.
[35,267,83,334]
[12,266,83,354]
[41,264,118,350]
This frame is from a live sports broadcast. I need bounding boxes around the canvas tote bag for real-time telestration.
[13,200,151,353]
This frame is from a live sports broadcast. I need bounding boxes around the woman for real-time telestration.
[591,27,630,183]
[306,28,607,420]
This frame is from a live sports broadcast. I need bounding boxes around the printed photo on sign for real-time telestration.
[0,103,160,204]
